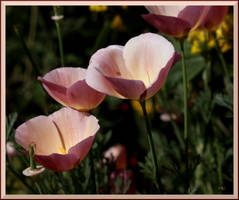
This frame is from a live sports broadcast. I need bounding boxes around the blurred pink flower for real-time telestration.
[142,6,229,38]
[86,33,181,100]
[38,67,105,111]
[103,144,127,170]
[160,112,177,122]
[6,141,17,159]
[15,107,99,171]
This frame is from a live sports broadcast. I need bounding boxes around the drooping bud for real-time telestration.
[22,165,45,177]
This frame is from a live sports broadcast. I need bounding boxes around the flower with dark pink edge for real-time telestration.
[38,67,105,111]
[15,107,99,171]
[142,6,229,38]
[86,33,181,100]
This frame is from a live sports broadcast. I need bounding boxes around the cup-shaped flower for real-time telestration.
[86,33,181,100]
[142,6,229,38]
[38,67,105,111]
[15,107,99,171]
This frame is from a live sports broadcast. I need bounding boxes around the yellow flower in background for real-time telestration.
[187,13,233,54]
[188,31,215,54]
[121,6,128,10]
[216,13,233,52]
[131,99,159,115]
[111,15,126,31]
[89,6,108,12]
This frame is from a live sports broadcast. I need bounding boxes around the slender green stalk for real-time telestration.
[203,58,211,91]
[34,182,42,194]
[28,6,38,46]
[213,32,230,91]
[139,100,161,190]
[178,39,189,193]
[13,25,40,76]
[53,6,64,67]
[89,149,98,193]
[29,144,36,169]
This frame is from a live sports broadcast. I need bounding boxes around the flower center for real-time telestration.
[58,146,67,155]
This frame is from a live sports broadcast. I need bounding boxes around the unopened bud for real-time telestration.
[51,15,64,21]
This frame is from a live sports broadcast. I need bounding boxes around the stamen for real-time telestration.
[58,146,67,155]
[53,121,67,155]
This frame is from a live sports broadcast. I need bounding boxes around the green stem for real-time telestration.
[53,6,64,67]
[13,25,40,76]
[179,39,189,193]
[34,182,42,194]
[139,100,162,190]
[203,58,211,92]
[89,149,98,193]
[29,144,36,169]
[213,32,230,90]
[28,6,38,46]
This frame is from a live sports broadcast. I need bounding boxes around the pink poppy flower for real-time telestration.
[86,33,181,100]
[38,67,105,111]
[15,107,99,171]
[142,6,229,38]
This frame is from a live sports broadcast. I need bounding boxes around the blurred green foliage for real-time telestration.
[6,6,233,194]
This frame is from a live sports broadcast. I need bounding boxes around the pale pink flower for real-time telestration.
[86,33,181,100]
[38,67,105,111]
[142,6,229,38]
[15,107,99,171]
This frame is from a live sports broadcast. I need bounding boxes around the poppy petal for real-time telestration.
[34,153,79,172]
[145,6,186,17]
[67,80,105,111]
[86,45,131,98]
[68,135,95,162]
[144,52,182,100]
[15,116,63,155]
[142,14,191,38]
[49,107,99,152]
[123,33,175,88]
[103,75,146,99]
[38,77,70,107]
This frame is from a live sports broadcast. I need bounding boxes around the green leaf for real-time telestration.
[89,20,111,55]
[138,152,156,181]
[6,112,18,141]
[193,90,214,124]
[214,94,233,111]
[166,55,205,89]
[186,56,205,81]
